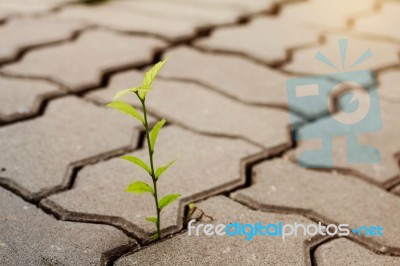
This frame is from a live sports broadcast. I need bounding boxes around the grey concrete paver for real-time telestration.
[0,17,87,64]
[195,17,320,65]
[53,1,240,41]
[2,29,166,91]
[115,196,315,265]
[160,46,339,118]
[0,0,71,15]
[0,76,62,122]
[176,0,280,13]
[0,10,11,21]
[41,126,260,240]
[393,185,400,196]
[280,0,376,29]
[293,99,400,184]
[283,34,400,75]
[160,46,289,105]
[354,2,400,42]
[1,0,400,264]
[0,188,136,265]
[0,96,141,201]
[86,70,297,148]
[314,238,400,266]
[378,69,400,103]
[106,0,242,25]
[232,159,400,252]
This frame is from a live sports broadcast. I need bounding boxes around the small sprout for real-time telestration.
[184,203,197,226]
[107,58,180,240]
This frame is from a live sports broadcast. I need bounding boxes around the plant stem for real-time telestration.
[140,97,161,240]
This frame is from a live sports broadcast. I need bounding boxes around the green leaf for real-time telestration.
[142,57,169,90]
[125,181,153,194]
[159,194,180,210]
[145,216,157,224]
[150,119,166,153]
[150,233,159,240]
[155,160,175,179]
[138,88,148,100]
[121,156,151,175]
[106,101,144,124]
[113,87,140,101]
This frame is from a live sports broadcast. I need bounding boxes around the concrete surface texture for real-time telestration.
[0,0,399,265]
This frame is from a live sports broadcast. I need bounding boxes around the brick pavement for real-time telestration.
[1,0,400,265]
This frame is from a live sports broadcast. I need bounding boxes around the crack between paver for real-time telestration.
[289,117,400,190]
[156,75,309,119]
[228,121,400,253]
[0,40,165,125]
[39,198,147,244]
[49,0,258,45]
[0,125,141,203]
[0,25,95,68]
[309,234,400,266]
[3,1,395,263]
[232,193,400,256]
[0,0,312,126]
[220,118,400,258]
[37,127,293,240]
[0,83,66,126]
[86,93,273,150]
[0,184,139,266]
[101,242,138,266]
[194,37,322,70]
[277,27,400,75]
[111,128,298,260]
[108,193,330,266]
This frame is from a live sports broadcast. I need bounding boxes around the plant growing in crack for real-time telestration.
[106,58,180,240]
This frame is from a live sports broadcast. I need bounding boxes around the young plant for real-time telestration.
[107,58,180,240]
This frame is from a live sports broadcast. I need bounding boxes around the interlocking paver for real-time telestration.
[160,46,338,118]
[293,99,400,184]
[115,196,315,265]
[314,238,400,265]
[0,0,71,15]
[87,70,298,148]
[53,1,240,41]
[0,76,62,122]
[170,0,279,13]
[2,29,166,91]
[195,17,320,65]
[106,0,242,25]
[280,0,376,29]
[160,46,289,105]
[354,2,400,42]
[378,69,400,103]
[41,126,260,240]
[2,0,400,264]
[283,34,400,75]
[0,188,136,265]
[0,17,87,64]
[0,96,141,201]
[393,185,400,196]
[0,10,11,21]
[231,159,400,251]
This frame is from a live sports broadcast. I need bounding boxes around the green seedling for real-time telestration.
[184,203,197,225]
[107,58,180,240]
